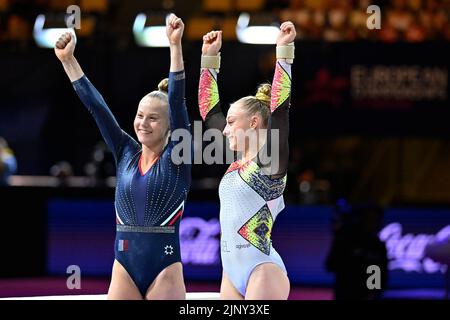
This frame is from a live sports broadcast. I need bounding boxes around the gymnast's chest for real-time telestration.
[117,157,180,197]
[219,167,260,205]
[219,161,286,203]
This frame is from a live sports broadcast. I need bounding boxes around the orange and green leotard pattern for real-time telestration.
[198,68,220,121]
[270,61,292,113]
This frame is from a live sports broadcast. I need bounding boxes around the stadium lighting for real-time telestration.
[236,13,279,45]
[33,14,76,48]
[133,13,169,47]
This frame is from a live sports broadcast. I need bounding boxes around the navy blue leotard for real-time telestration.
[72,70,191,297]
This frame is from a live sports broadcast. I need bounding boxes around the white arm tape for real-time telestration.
[276,42,295,63]
[201,53,221,70]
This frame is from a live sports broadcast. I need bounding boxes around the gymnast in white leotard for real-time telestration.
[198,22,296,299]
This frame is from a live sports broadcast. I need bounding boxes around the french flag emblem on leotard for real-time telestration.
[118,240,128,252]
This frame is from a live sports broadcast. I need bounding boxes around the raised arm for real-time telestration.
[54,32,127,160]
[55,33,84,82]
[259,21,296,178]
[165,14,190,132]
[198,30,226,131]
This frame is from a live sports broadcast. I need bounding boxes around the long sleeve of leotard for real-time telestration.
[257,60,292,178]
[72,76,126,160]
[198,68,226,131]
[168,70,190,132]
[198,67,231,162]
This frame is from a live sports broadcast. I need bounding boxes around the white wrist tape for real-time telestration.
[276,42,295,63]
[201,53,221,70]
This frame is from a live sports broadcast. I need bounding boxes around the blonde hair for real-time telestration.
[237,83,271,127]
[145,78,169,103]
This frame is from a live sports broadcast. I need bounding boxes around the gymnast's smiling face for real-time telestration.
[223,99,266,152]
[134,96,169,149]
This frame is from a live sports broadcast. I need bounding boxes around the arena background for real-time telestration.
[0,0,449,300]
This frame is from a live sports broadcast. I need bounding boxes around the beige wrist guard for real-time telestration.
[276,42,295,63]
[201,53,221,70]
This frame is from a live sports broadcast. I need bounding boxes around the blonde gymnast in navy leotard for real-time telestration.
[54,14,191,300]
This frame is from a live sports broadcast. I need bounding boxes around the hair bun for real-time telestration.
[255,83,271,106]
[158,78,169,93]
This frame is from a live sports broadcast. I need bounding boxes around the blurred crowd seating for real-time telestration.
[280,0,450,41]
[0,0,449,46]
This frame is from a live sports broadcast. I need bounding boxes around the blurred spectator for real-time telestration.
[432,10,449,37]
[387,0,414,34]
[405,21,427,42]
[0,137,17,186]
[5,0,49,46]
[297,169,316,203]
[378,16,400,42]
[325,201,388,300]
[425,235,450,265]
[50,160,73,187]
[84,141,115,187]
[324,0,352,42]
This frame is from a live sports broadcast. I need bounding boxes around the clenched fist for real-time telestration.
[276,21,296,46]
[202,30,222,56]
[54,32,76,62]
[166,14,184,45]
